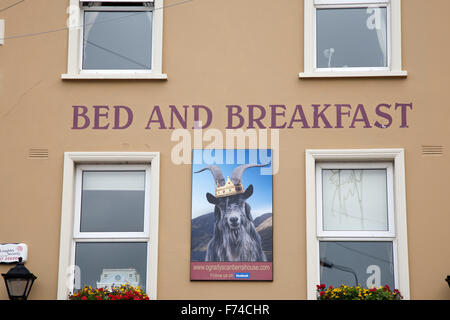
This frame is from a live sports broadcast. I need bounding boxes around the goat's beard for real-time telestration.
[231,227,240,240]
[228,224,243,245]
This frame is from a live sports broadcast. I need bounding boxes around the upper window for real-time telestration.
[300,0,407,78]
[317,162,395,237]
[63,0,166,79]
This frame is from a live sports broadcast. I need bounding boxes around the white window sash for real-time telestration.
[317,238,400,292]
[316,162,396,238]
[73,164,151,239]
[78,6,154,73]
[313,2,391,71]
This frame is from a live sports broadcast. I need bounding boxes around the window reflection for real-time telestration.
[83,11,153,70]
[75,242,147,291]
[316,7,388,68]
[319,241,394,289]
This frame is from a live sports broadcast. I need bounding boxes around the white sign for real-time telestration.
[0,243,28,264]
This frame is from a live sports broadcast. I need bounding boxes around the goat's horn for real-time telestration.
[194,165,226,187]
[230,162,271,185]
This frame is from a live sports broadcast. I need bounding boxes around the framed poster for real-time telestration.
[190,149,273,281]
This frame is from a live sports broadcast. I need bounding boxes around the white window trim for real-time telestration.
[300,0,407,78]
[305,149,410,299]
[62,0,167,80]
[57,152,160,300]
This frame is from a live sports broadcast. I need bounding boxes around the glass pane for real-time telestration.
[7,279,28,297]
[80,171,146,233]
[83,11,153,70]
[316,7,388,68]
[319,241,394,289]
[75,242,147,291]
[322,169,388,231]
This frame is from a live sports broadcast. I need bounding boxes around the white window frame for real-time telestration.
[62,0,167,80]
[57,152,160,300]
[300,0,407,78]
[305,149,410,299]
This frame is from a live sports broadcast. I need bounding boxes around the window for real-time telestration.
[300,0,407,78]
[62,0,166,79]
[305,149,410,299]
[57,153,160,299]
[0,19,4,46]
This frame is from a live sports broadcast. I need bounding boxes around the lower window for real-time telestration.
[319,241,395,289]
[305,149,410,299]
[57,152,160,300]
[316,162,396,288]
[72,165,152,292]
[75,242,148,291]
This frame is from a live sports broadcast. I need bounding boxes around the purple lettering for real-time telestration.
[312,104,333,128]
[335,104,352,128]
[248,105,266,129]
[288,105,310,128]
[270,105,287,129]
[113,106,133,129]
[374,104,392,129]
[226,105,244,129]
[192,105,212,129]
[395,103,413,128]
[145,105,166,129]
[169,105,188,129]
[350,104,372,128]
[72,106,90,129]
[93,106,109,130]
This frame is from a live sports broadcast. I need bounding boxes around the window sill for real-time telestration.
[299,70,408,78]
[61,73,168,80]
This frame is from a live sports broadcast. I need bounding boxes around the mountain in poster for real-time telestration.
[190,212,273,262]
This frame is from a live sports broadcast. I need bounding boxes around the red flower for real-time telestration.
[320,291,325,296]
[384,285,391,292]
[81,296,87,300]
[369,288,377,292]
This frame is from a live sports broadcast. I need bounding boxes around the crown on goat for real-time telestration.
[215,177,244,198]
[195,162,271,198]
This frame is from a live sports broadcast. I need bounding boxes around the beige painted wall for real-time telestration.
[0,0,449,300]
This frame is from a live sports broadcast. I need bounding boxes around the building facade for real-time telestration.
[0,0,449,300]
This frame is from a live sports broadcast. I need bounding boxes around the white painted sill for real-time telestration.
[61,73,168,80]
[299,70,408,78]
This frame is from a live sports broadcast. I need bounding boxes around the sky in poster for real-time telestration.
[191,149,273,219]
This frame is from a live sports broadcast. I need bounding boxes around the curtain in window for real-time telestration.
[367,7,387,66]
